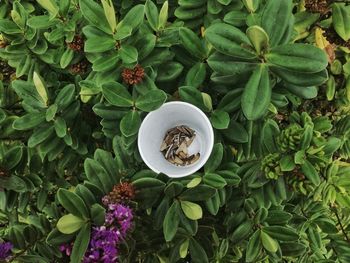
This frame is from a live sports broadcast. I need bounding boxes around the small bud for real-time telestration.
[122,64,145,85]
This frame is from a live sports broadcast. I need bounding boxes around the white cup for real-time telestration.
[138,101,214,178]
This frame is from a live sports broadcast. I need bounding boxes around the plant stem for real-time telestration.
[332,206,350,243]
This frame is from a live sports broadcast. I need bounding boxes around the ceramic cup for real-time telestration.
[138,101,214,178]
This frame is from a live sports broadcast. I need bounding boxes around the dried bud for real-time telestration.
[291,168,305,181]
[70,60,89,75]
[305,0,331,14]
[0,167,8,177]
[122,64,145,85]
[102,181,135,206]
[0,61,15,82]
[323,27,350,49]
[67,35,84,51]
[0,40,7,49]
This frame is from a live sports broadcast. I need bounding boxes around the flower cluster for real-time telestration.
[121,64,145,85]
[83,204,133,263]
[67,35,84,51]
[304,0,331,14]
[70,60,90,75]
[0,242,13,261]
[102,182,135,206]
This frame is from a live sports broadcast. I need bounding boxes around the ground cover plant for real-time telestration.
[0,0,350,262]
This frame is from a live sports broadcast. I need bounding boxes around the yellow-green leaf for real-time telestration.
[180,201,203,220]
[260,231,279,253]
[36,0,59,17]
[101,0,117,33]
[179,239,189,258]
[33,71,49,106]
[57,214,85,234]
[186,177,202,188]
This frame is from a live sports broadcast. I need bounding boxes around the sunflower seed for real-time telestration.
[160,125,200,166]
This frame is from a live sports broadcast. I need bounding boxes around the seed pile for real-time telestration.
[160,125,200,166]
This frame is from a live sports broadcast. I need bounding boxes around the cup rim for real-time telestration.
[138,101,214,178]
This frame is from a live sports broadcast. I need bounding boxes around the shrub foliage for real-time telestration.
[1,0,350,262]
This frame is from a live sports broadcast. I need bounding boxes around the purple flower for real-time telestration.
[83,204,134,262]
[83,226,120,263]
[59,243,72,256]
[0,242,12,261]
[105,204,133,237]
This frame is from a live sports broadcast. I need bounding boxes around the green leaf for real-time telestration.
[46,228,75,246]
[266,44,328,73]
[46,104,57,121]
[90,204,106,226]
[263,226,299,241]
[205,23,256,59]
[210,110,230,129]
[261,0,293,46]
[70,223,91,263]
[55,84,76,110]
[222,119,249,143]
[163,201,180,242]
[187,177,202,188]
[0,175,27,192]
[203,173,227,189]
[231,220,253,243]
[84,34,115,53]
[119,5,144,31]
[280,242,307,257]
[179,86,208,112]
[135,89,167,112]
[79,0,112,34]
[133,177,166,208]
[280,155,295,172]
[246,25,269,53]
[145,0,159,31]
[242,0,259,12]
[332,3,350,41]
[57,214,85,234]
[202,93,212,112]
[57,188,89,218]
[301,160,320,185]
[179,27,206,59]
[217,170,241,186]
[241,65,271,120]
[185,62,206,88]
[260,231,279,253]
[189,238,209,263]
[246,230,262,262]
[60,48,74,69]
[28,126,54,148]
[119,45,138,64]
[164,182,184,198]
[120,110,141,137]
[36,0,59,17]
[102,82,133,107]
[179,185,216,201]
[27,15,58,29]
[84,158,114,193]
[33,71,49,107]
[157,62,184,81]
[54,117,67,138]
[205,190,220,215]
[179,239,189,258]
[12,112,46,130]
[180,201,203,220]
[205,143,223,173]
[158,1,168,29]
[101,0,117,33]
